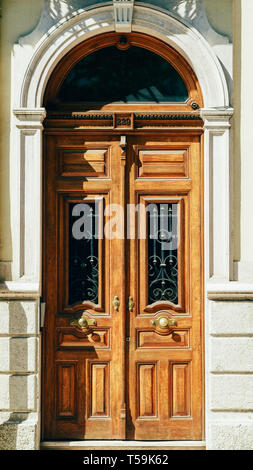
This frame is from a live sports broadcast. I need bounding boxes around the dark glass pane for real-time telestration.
[69,202,99,305]
[58,46,188,104]
[148,203,178,304]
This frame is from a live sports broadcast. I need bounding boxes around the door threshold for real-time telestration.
[41,440,206,450]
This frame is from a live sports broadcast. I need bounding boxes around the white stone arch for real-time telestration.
[10,2,233,297]
[18,4,228,109]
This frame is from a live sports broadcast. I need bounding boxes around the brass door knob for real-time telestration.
[71,313,97,330]
[150,316,177,329]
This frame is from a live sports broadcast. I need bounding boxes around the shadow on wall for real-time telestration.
[39,0,201,24]
[45,0,105,21]
[143,0,201,22]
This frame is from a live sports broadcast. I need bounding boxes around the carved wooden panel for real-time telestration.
[90,362,110,417]
[137,149,188,178]
[57,328,110,349]
[137,330,189,348]
[56,362,77,419]
[137,363,157,418]
[171,362,191,417]
[58,148,108,177]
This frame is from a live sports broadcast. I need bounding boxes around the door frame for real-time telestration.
[41,127,204,440]
[11,3,233,285]
[8,3,233,447]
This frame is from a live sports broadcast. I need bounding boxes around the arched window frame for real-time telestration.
[44,32,203,112]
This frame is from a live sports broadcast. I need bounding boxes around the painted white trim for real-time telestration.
[200,107,234,283]
[9,109,46,284]
[113,0,134,32]
[207,283,253,300]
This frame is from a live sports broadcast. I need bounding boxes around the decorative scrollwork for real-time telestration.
[148,203,178,305]
[148,254,178,304]
[69,253,99,304]
[69,202,99,305]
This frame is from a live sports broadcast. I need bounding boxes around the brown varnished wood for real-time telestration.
[42,33,204,442]
[126,133,203,440]
[42,134,125,439]
[42,129,204,441]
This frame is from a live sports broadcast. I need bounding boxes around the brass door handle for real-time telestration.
[128,296,135,312]
[70,313,97,330]
[112,295,120,311]
[150,316,177,329]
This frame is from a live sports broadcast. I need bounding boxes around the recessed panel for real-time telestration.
[137,330,189,348]
[138,149,188,178]
[58,148,108,177]
[90,363,110,417]
[171,362,191,417]
[56,362,77,419]
[57,328,110,349]
[137,363,157,418]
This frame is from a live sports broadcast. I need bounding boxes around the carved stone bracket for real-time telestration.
[113,0,134,32]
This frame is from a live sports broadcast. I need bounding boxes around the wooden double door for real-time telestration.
[42,130,203,440]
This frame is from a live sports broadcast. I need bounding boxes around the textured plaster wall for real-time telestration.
[205,0,233,42]
[143,0,233,41]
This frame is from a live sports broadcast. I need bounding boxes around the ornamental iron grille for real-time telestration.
[147,203,178,305]
[69,202,99,305]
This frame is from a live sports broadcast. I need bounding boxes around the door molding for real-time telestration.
[8,2,232,288]
[3,1,233,445]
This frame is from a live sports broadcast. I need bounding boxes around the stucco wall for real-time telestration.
[205,0,233,42]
